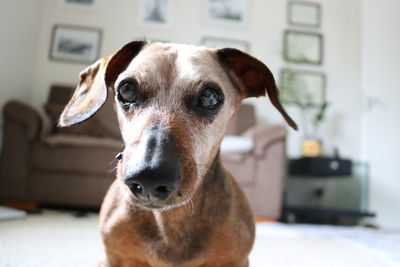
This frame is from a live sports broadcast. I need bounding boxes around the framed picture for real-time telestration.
[279,68,326,107]
[288,1,321,28]
[203,0,247,27]
[49,25,102,64]
[283,30,323,65]
[61,0,96,7]
[201,37,250,52]
[138,0,172,27]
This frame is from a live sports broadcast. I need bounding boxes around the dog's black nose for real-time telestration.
[125,165,180,201]
[124,122,180,202]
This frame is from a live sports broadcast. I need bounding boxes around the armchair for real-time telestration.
[221,105,288,219]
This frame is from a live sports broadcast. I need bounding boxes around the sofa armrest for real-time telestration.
[0,101,53,200]
[243,124,287,157]
[3,101,43,140]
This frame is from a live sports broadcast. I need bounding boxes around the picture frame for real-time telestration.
[201,37,250,52]
[283,30,323,65]
[60,0,96,7]
[288,1,321,28]
[138,0,172,27]
[203,0,248,27]
[279,68,326,107]
[49,25,102,64]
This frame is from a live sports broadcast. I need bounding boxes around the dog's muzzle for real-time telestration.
[123,122,180,202]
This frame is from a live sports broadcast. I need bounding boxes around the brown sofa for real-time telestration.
[0,86,288,218]
[0,86,122,207]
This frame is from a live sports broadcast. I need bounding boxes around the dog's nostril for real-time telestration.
[153,185,171,200]
[155,185,169,194]
[131,183,143,194]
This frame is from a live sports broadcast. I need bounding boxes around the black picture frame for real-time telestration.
[288,1,321,28]
[49,24,102,64]
[283,30,323,65]
[203,0,248,27]
[279,68,326,107]
[63,0,95,4]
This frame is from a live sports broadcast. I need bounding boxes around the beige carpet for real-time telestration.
[0,210,398,267]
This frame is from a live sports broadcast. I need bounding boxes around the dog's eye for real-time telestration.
[197,87,222,109]
[118,82,138,104]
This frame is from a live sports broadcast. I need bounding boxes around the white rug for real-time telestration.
[0,206,26,221]
[0,210,399,267]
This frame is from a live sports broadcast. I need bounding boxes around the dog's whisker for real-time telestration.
[188,197,195,216]
[109,158,118,166]
[182,196,195,216]
[106,167,118,180]
[107,166,118,174]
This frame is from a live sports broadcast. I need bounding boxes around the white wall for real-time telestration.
[361,0,400,229]
[31,0,362,160]
[32,0,287,106]
[0,0,44,150]
[247,0,362,160]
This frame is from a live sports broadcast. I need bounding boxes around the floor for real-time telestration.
[0,210,399,267]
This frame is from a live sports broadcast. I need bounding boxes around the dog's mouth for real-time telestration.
[122,183,189,210]
[135,200,168,210]
[132,196,189,211]
[137,200,177,210]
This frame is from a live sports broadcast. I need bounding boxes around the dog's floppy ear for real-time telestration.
[59,40,147,127]
[217,48,297,130]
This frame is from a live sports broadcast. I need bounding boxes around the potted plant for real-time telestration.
[279,68,329,157]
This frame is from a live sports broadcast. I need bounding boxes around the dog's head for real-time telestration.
[59,41,296,210]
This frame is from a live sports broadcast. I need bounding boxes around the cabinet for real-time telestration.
[282,160,375,225]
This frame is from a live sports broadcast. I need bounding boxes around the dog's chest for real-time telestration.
[103,211,211,266]
[140,214,211,266]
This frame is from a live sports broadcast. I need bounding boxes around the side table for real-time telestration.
[282,160,375,225]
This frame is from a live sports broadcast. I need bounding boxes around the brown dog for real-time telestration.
[59,41,296,267]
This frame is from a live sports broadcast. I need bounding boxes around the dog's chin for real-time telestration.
[128,194,189,211]
[136,201,169,210]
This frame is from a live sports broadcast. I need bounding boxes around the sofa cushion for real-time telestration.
[93,95,122,140]
[44,85,121,139]
[221,153,255,184]
[30,136,123,174]
[45,103,106,137]
[41,135,122,149]
[220,136,254,154]
[30,172,112,207]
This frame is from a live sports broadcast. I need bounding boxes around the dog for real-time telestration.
[59,40,297,267]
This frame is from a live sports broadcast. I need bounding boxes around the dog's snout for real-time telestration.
[125,166,180,201]
[128,181,173,202]
[124,122,180,202]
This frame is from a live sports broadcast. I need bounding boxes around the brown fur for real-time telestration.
[59,41,296,267]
